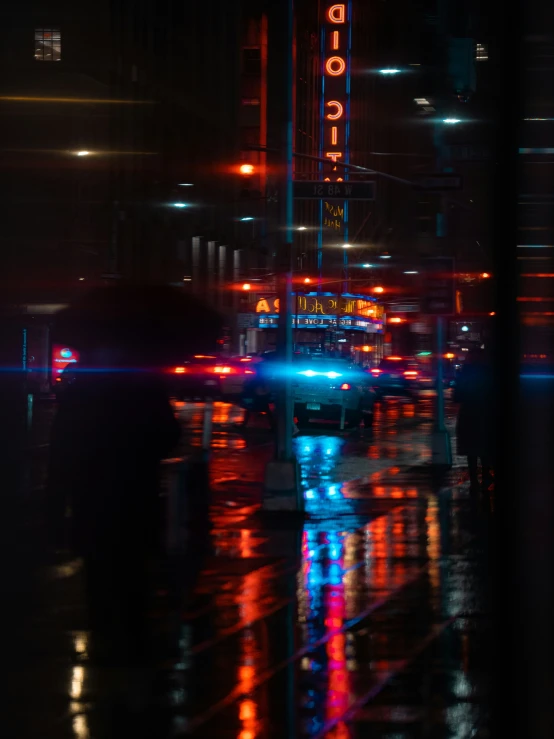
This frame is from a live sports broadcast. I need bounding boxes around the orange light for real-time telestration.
[489,311,496,316]
[326,56,346,76]
[325,152,343,162]
[481,272,491,278]
[388,317,402,324]
[242,283,251,290]
[340,383,351,390]
[388,356,403,361]
[331,126,338,145]
[239,357,252,362]
[404,370,418,378]
[362,345,371,352]
[328,4,346,23]
[239,163,254,175]
[445,353,455,359]
[373,286,384,294]
[194,354,216,359]
[304,277,312,284]
[332,30,339,50]
[174,367,186,374]
[326,101,343,120]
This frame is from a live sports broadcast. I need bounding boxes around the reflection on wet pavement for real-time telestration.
[13,392,489,738]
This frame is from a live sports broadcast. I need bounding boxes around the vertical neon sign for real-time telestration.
[319,2,352,287]
[322,3,351,183]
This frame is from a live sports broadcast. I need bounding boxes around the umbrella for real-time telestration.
[53,284,224,367]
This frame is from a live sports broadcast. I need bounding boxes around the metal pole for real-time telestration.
[275,0,294,463]
[435,316,446,432]
[262,0,301,509]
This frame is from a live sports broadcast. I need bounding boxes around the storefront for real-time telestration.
[239,293,385,365]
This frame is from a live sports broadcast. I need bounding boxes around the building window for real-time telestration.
[476,43,488,61]
[242,48,261,75]
[35,29,61,61]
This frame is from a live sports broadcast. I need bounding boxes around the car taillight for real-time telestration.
[340,383,351,390]
[244,369,255,375]
[404,370,418,378]
[213,365,238,375]
[370,368,381,376]
[174,367,186,374]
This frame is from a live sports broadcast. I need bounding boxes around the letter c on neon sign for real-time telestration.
[326,101,343,119]
[328,4,346,23]
[326,56,346,76]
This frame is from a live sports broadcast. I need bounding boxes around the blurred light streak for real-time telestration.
[0,95,154,104]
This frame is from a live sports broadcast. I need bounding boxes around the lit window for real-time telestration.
[35,28,61,61]
[476,43,488,61]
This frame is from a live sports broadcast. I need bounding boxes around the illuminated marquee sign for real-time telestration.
[322,4,351,182]
[255,295,384,321]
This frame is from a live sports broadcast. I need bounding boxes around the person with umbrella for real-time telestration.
[47,285,222,730]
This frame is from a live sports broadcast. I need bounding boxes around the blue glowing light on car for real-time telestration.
[299,369,317,377]
[326,371,341,379]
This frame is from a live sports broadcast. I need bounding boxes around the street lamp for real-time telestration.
[379,68,401,75]
[297,226,307,231]
[362,263,373,268]
[76,150,90,156]
[242,283,251,291]
[172,202,188,208]
[240,216,254,222]
[239,163,255,175]
[443,118,461,124]
[342,243,352,249]
[404,270,418,274]
[373,286,385,294]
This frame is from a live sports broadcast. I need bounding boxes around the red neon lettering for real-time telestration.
[332,31,339,50]
[328,4,346,23]
[326,56,346,76]
[331,126,338,145]
[326,101,343,120]
[326,152,343,162]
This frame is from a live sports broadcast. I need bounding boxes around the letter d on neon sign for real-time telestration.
[328,4,346,23]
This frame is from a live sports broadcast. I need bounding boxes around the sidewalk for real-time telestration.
[7,420,492,739]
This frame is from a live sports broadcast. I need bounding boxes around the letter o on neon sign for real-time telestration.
[326,56,346,76]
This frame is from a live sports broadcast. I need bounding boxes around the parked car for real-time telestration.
[368,356,421,399]
[259,353,376,427]
[167,355,256,400]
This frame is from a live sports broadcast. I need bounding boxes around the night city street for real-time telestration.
[6,394,492,738]
[2,0,554,737]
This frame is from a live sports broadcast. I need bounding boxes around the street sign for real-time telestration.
[422,257,456,315]
[293,180,376,200]
[412,173,463,191]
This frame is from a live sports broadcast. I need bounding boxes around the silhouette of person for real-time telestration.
[48,345,180,668]
[454,346,494,494]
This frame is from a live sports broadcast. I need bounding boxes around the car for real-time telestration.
[167,355,256,400]
[368,356,421,399]
[254,354,376,428]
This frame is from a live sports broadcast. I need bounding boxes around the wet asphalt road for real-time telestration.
[8,391,491,738]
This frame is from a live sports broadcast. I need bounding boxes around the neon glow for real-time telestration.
[331,126,338,145]
[326,152,343,162]
[328,4,346,22]
[326,101,343,119]
[332,31,339,50]
[326,56,346,76]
